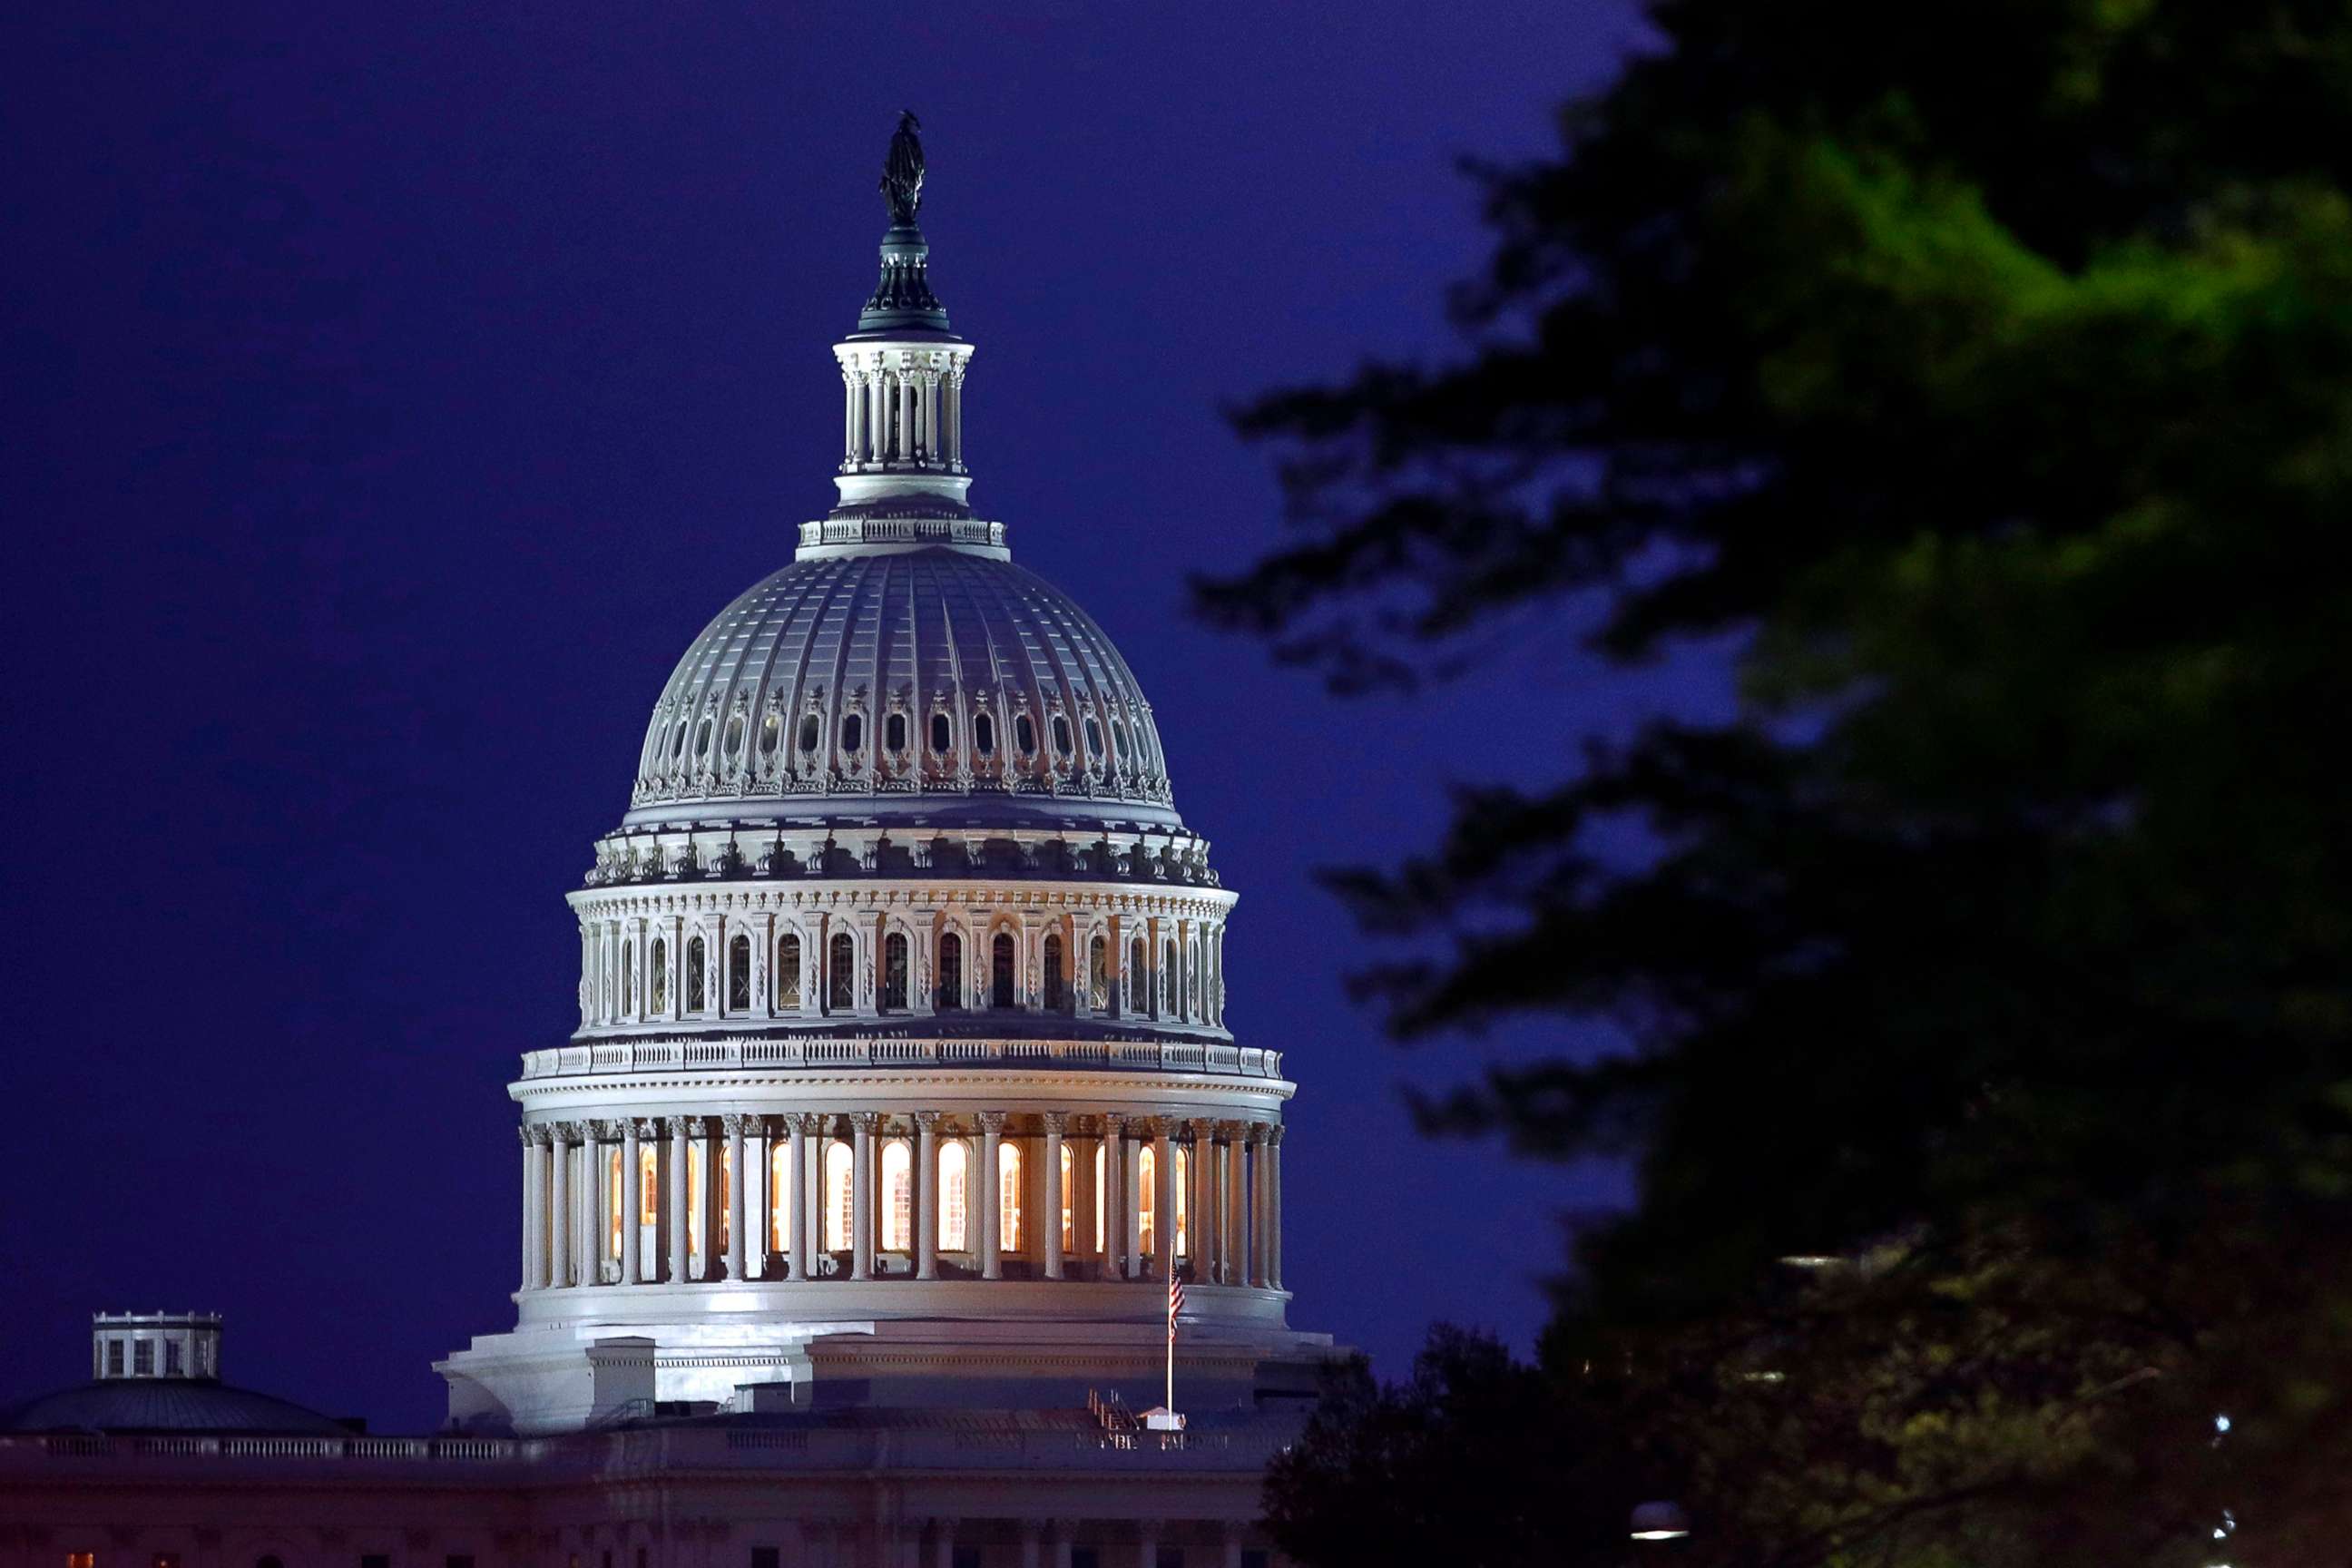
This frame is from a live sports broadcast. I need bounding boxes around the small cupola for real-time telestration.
[92,1310,221,1382]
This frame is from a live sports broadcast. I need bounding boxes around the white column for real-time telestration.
[790,1113,813,1279]
[851,1112,877,1280]
[621,1119,642,1286]
[1101,1114,1124,1279]
[1186,1120,1214,1278]
[924,370,942,462]
[844,371,859,465]
[547,1122,572,1289]
[867,365,885,463]
[698,1121,721,1279]
[977,1111,1005,1280]
[667,1116,690,1284]
[1248,1125,1269,1288]
[1223,1123,1248,1288]
[1073,1127,1100,1269]
[723,1114,748,1281]
[915,1112,940,1281]
[747,1117,769,1280]
[518,1126,538,1291]
[1152,1122,1175,1282]
[1269,1124,1286,1289]
[1042,1112,1066,1280]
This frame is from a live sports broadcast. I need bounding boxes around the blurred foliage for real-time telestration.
[1206,1,2352,1560]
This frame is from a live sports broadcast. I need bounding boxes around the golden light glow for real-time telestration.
[1174,1145,1189,1259]
[939,1141,969,1250]
[1060,1142,1075,1252]
[769,1140,790,1252]
[609,1148,623,1258]
[882,1140,913,1250]
[824,1142,853,1251]
[999,1141,1024,1251]
[1138,1146,1158,1256]
[1093,1142,1106,1252]
[641,1146,659,1226]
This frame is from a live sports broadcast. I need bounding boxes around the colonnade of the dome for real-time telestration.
[516,1111,1285,1297]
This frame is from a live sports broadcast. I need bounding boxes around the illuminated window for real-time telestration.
[686,936,707,1012]
[828,932,855,1010]
[991,932,1015,1008]
[1061,1142,1076,1252]
[719,1154,731,1251]
[67,1553,96,1568]
[610,1146,623,1259]
[939,1141,969,1250]
[769,1139,791,1252]
[760,710,781,756]
[824,1142,853,1251]
[1044,934,1066,1010]
[1139,1145,1158,1257]
[621,942,634,1014]
[886,711,907,751]
[881,1141,913,1250]
[1089,935,1109,1010]
[154,1556,183,1568]
[776,933,801,1009]
[937,932,963,1009]
[931,712,953,752]
[974,712,995,756]
[687,1141,704,1259]
[641,1145,659,1226]
[650,936,668,1012]
[1174,1145,1189,1258]
[1093,1142,1106,1252]
[999,1141,1024,1252]
[882,933,908,1011]
[728,934,751,1011]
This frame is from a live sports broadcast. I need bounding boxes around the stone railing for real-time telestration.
[18,1434,525,1462]
[519,1037,1284,1082]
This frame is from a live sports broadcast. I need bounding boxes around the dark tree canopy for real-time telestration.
[1204,3,2352,1561]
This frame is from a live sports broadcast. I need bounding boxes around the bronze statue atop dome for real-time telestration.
[881,110,925,225]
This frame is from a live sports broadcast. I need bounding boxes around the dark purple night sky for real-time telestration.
[1,3,1681,1432]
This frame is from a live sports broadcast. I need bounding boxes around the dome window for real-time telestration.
[1015,714,1037,755]
[759,711,781,756]
[775,933,801,1010]
[937,932,964,1009]
[974,712,995,757]
[931,712,954,753]
[1052,715,1074,758]
[670,720,689,761]
[991,932,1016,1008]
[886,711,907,752]
[694,718,713,759]
[1112,721,1131,761]
[1084,717,1104,757]
[722,713,746,757]
[799,715,821,754]
[841,714,865,754]
[882,932,908,1011]
[828,932,856,1011]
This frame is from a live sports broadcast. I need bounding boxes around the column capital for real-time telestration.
[1185,1117,1216,1142]
[721,1113,750,1137]
[518,1124,544,1148]
[1100,1112,1127,1137]
[622,1119,646,1142]
[1268,1123,1287,1147]
[664,1114,690,1137]
[849,1110,883,1133]
[1214,1118,1248,1141]
[632,1118,660,1141]
[595,1118,630,1141]
[547,1120,582,1143]
[791,1111,827,1136]
[1040,1111,1067,1134]
[977,1110,1008,1134]
[913,1109,944,1131]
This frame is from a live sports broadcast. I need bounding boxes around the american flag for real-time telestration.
[1167,1269,1186,1342]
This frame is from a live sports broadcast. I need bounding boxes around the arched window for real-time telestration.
[886,711,907,751]
[728,933,751,1012]
[776,933,801,1010]
[939,1141,969,1251]
[769,1139,791,1253]
[882,932,908,1011]
[1015,713,1036,755]
[1044,933,1066,1010]
[1162,941,1178,1015]
[1052,713,1073,758]
[1174,1145,1190,1259]
[937,931,964,1009]
[609,1145,623,1259]
[1089,935,1110,1011]
[840,712,864,755]
[799,714,821,754]
[1061,1142,1076,1253]
[999,1141,1024,1252]
[642,1142,660,1224]
[1093,1142,1107,1252]
[687,936,707,1013]
[759,710,781,756]
[1130,937,1147,1012]
[650,936,668,1013]
[931,712,953,752]
[621,942,635,1014]
[974,712,995,756]
[723,712,746,757]
[881,1140,913,1250]
[1138,1145,1158,1258]
[828,932,855,1011]
[991,932,1016,1009]
[824,1141,854,1251]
